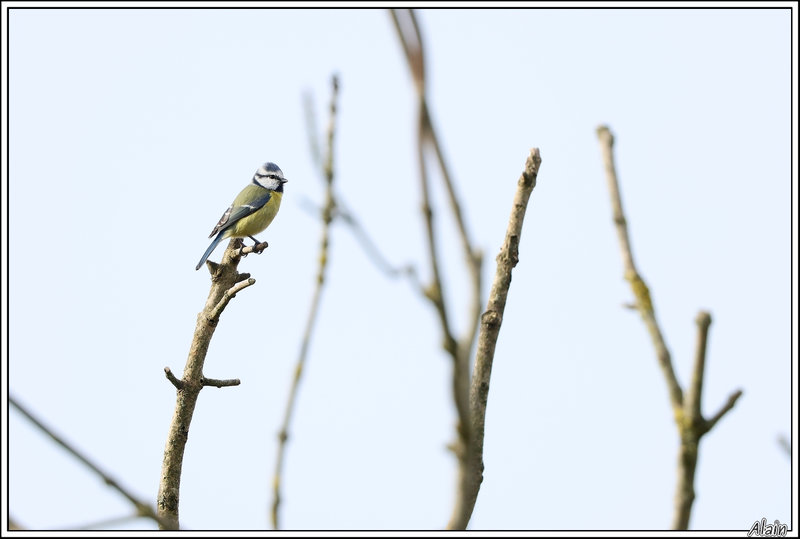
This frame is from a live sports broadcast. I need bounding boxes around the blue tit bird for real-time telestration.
[196,162,288,270]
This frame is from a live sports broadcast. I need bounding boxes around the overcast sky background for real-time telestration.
[4,5,796,532]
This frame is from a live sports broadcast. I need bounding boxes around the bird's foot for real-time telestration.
[249,236,268,255]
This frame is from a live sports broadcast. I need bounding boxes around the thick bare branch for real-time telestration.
[157,238,258,530]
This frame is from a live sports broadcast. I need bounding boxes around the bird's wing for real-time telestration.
[208,191,273,238]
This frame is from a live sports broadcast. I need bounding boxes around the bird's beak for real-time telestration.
[281,178,289,183]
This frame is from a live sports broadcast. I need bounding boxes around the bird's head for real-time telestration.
[253,162,288,192]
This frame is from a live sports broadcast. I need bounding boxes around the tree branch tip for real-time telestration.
[521,148,542,186]
[703,389,744,433]
[695,311,712,327]
[201,377,241,388]
[164,367,183,389]
[526,147,542,165]
[226,277,256,295]
[596,125,614,144]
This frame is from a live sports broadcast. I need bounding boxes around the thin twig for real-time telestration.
[271,74,340,530]
[686,312,712,427]
[157,238,258,530]
[202,376,241,388]
[164,367,183,389]
[337,203,421,284]
[673,312,711,529]
[447,148,542,530]
[596,125,742,530]
[298,194,421,286]
[391,9,484,529]
[240,241,269,257]
[423,97,483,359]
[596,125,684,414]
[702,389,743,434]
[10,396,171,529]
[208,278,257,322]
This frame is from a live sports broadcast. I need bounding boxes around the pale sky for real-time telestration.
[4,4,795,532]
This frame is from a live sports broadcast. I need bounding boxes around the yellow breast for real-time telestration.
[228,191,283,238]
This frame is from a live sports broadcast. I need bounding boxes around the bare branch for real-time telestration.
[447,148,542,530]
[10,396,171,529]
[272,74,340,530]
[702,389,743,434]
[673,311,712,530]
[597,125,742,530]
[208,278,256,322]
[337,204,421,285]
[164,367,183,390]
[389,9,425,96]
[685,311,712,425]
[422,96,483,360]
[158,238,258,530]
[299,194,421,286]
[201,376,241,388]
[596,125,684,414]
[239,241,269,258]
[391,9,487,529]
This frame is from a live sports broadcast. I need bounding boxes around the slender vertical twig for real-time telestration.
[424,100,484,359]
[391,9,493,529]
[596,125,742,530]
[447,148,542,530]
[271,74,340,530]
[157,239,256,530]
[10,396,172,529]
[596,126,683,412]
[390,9,483,360]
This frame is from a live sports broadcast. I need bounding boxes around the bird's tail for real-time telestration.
[195,232,225,270]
